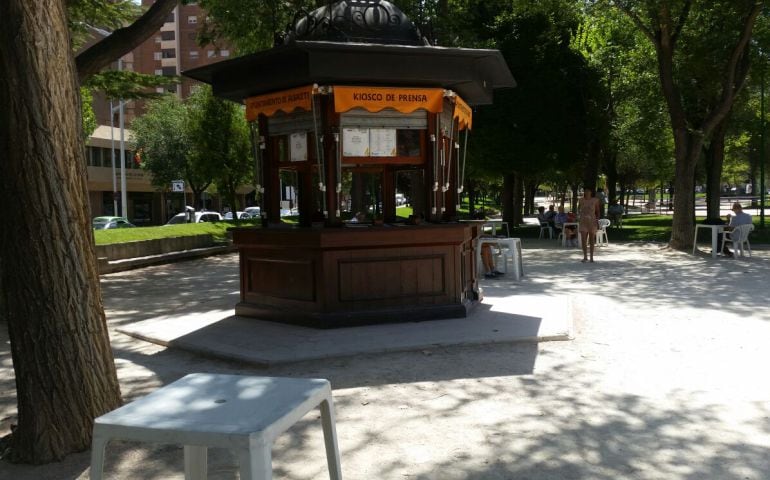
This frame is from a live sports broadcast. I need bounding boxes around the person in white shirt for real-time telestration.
[722,202,752,256]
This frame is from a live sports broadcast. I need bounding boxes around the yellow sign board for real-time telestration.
[333,86,444,114]
[245,85,314,121]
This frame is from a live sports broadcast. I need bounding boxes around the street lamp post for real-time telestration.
[109,100,118,215]
[109,59,128,219]
[761,62,766,229]
[118,59,127,219]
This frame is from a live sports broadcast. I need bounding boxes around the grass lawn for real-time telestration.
[93,219,263,245]
[94,212,769,246]
[512,214,769,244]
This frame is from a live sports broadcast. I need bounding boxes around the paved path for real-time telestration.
[1,239,770,479]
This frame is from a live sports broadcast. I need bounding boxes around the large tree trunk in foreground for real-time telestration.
[0,0,122,463]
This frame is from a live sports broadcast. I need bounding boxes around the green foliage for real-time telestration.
[469,4,604,181]
[131,95,192,191]
[80,87,97,139]
[187,85,253,211]
[578,6,674,187]
[67,0,140,50]
[84,70,179,100]
[197,0,316,53]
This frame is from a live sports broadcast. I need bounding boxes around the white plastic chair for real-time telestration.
[721,224,753,257]
[595,219,611,246]
[555,224,564,244]
[538,222,553,240]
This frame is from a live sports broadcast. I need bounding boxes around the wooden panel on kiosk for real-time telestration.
[232,223,477,327]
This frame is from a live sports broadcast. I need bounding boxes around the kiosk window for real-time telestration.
[397,130,421,157]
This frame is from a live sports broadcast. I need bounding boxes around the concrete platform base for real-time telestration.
[117,294,572,367]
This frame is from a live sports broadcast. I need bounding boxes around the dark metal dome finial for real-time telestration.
[279,0,427,46]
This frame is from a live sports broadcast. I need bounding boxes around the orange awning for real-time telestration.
[245,85,314,121]
[334,86,444,114]
[453,95,472,130]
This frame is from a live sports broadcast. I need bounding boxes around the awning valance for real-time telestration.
[333,86,444,114]
[453,95,472,130]
[245,85,315,121]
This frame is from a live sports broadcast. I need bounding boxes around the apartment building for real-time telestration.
[133,0,230,110]
[86,1,235,224]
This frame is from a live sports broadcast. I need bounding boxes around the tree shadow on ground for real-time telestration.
[2,244,770,478]
[506,241,770,321]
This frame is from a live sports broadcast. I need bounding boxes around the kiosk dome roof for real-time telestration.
[281,0,427,46]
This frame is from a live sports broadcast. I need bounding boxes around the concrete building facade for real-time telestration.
[86,1,237,225]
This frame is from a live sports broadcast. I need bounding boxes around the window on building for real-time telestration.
[154,69,163,75]
[188,15,197,24]
[102,148,112,168]
[153,52,162,61]
[220,50,230,57]
[161,31,175,41]
[207,50,216,58]
[154,36,161,43]
[166,84,178,94]
[156,87,164,93]
[189,50,199,59]
[162,66,177,76]
[188,32,197,41]
[87,147,100,167]
[165,13,175,23]
[161,49,176,59]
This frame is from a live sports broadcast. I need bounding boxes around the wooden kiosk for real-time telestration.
[185,0,515,327]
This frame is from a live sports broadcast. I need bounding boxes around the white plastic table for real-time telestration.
[477,237,524,280]
[90,373,342,480]
[692,224,724,258]
[482,220,510,238]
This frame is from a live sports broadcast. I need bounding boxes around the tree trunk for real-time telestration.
[466,179,476,218]
[605,151,618,203]
[513,174,524,226]
[0,0,122,463]
[570,183,580,212]
[501,173,514,226]
[583,141,600,190]
[704,117,730,220]
[525,181,538,215]
[670,130,703,249]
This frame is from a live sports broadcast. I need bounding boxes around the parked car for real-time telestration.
[224,211,253,220]
[165,210,223,225]
[244,206,261,217]
[92,216,135,230]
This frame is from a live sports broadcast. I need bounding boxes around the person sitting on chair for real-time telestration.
[721,202,752,257]
[480,243,504,279]
[607,200,623,227]
[555,206,577,246]
[544,204,557,229]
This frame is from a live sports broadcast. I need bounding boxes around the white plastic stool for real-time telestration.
[90,373,342,480]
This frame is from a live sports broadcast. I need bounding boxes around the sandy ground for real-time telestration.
[2,239,770,479]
